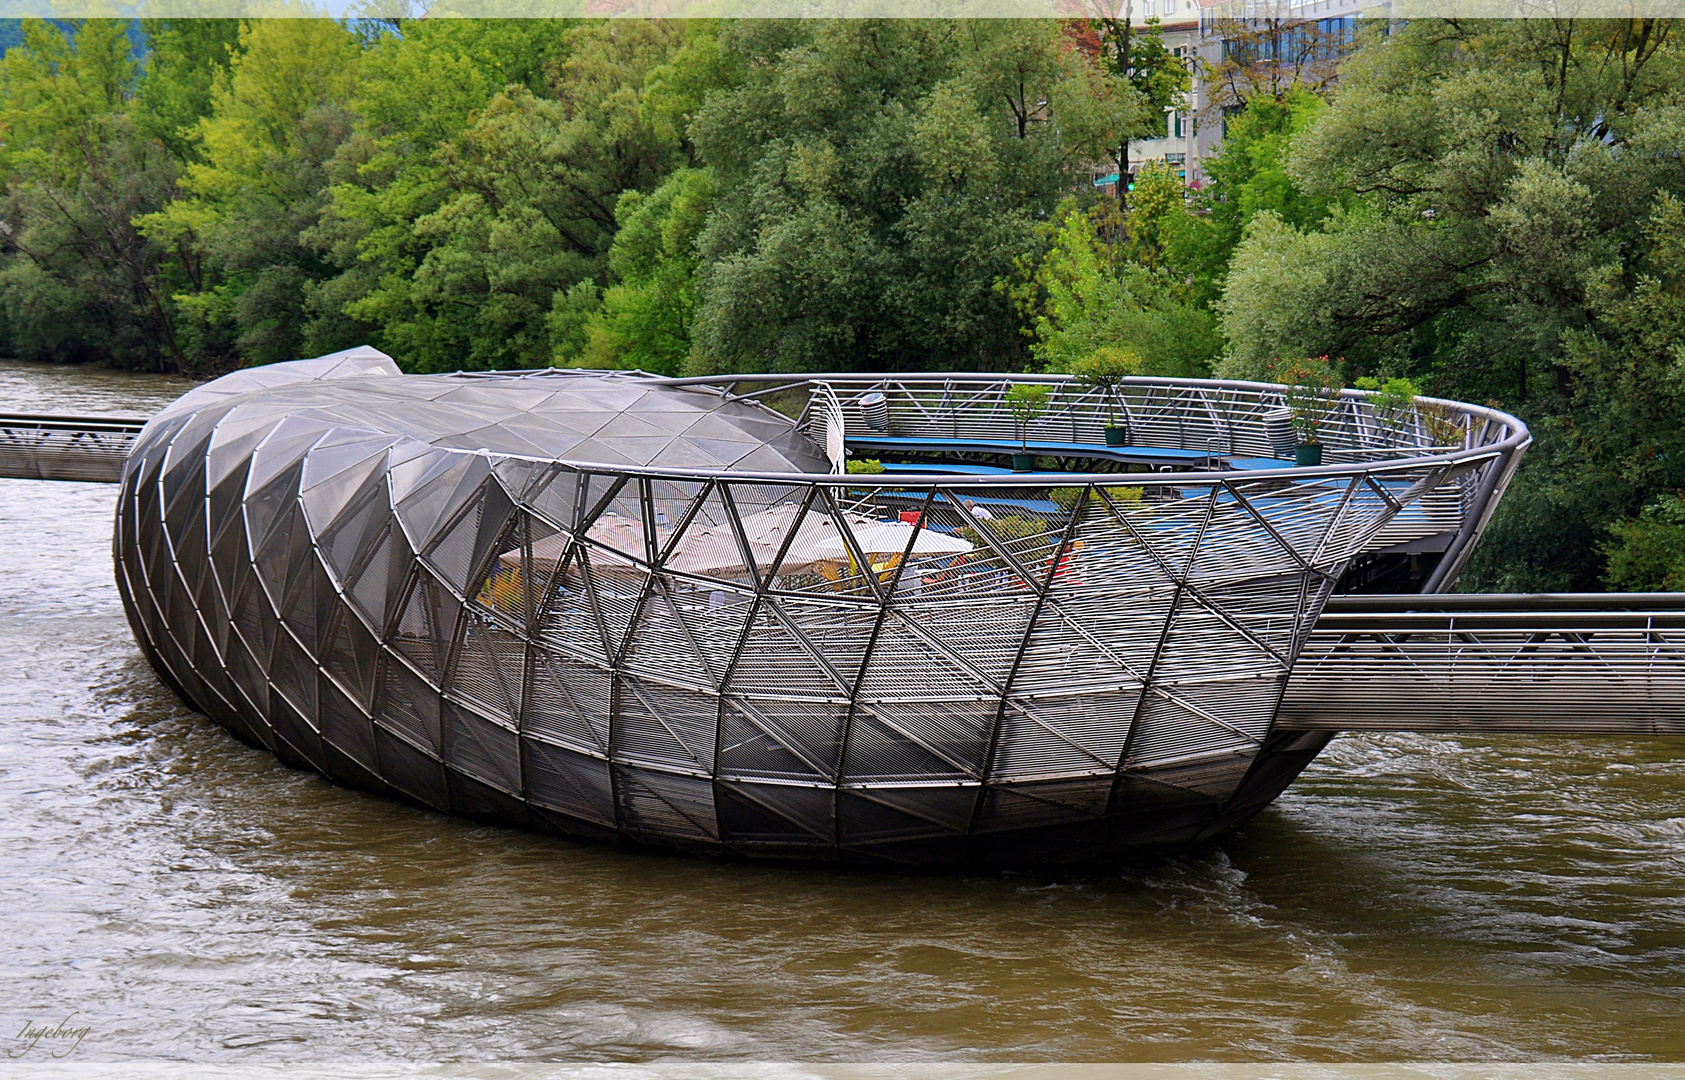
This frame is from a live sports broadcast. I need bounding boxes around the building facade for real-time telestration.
[1101,0,1366,191]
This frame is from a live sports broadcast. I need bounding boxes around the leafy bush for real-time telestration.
[1603,494,1685,592]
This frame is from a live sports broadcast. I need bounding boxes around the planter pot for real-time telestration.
[1012,453,1036,472]
[1104,426,1128,447]
[1294,442,1323,467]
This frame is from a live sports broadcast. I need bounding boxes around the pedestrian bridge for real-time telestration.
[5,406,1681,740]
[1282,592,1685,735]
[0,412,146,483]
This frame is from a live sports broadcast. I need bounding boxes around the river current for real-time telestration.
[2,359,1683,1065]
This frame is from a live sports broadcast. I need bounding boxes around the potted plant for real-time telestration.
[1005,383,1051,472]
[1070,346,1142,447]
[1269,356,1343,466]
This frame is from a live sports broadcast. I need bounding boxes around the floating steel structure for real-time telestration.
[59,346,1673,866]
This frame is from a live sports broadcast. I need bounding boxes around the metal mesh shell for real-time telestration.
[113,348,1530,866]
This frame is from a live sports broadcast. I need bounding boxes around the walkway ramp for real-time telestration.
[1281,593,1685,734]
[0,413,147,483]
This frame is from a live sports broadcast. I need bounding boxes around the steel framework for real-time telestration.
[112,348,1533,866]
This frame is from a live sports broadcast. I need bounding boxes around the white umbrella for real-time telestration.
[818,521,972,558]
[666,502,845,577]
[497,512,660,573]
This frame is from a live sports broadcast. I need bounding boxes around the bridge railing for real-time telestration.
[1284,593,1685,734]
[645,372,1528,587]
[785,375,1502,461]
[0,412,148,483]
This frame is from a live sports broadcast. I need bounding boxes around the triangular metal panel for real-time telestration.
[581,552,650,661]
[715,780,835,845]
[421,483,488,595]
[719,698,838,781]
[614,765,719,844]
[1012,587,1169,697]
[522,738,615,826]
[204,405,289,491]
[1229,475,1350,566]
[660,484,756,587]
[726,603,852,701]
[613,676,717,773]
[269,624,319,724]
[854,611,1000,707]
[299,439,391,537]
[319,672,379,774]
[374,654,443,755]
[345,524,411,638]
[322,604,381,712]
[244,417,327,503]
[973,776,1113,833]
[1185,486,1308,582]
[532,554,612,666]
[619,578,718,692]
[849,784,978,836]
[1105,486,1219,585]
[524,649,611,753]
[317,470,390,588]
[447,609,526,726]
[441,698,522,796]
[395,454,489,556]
[989,695,1139,780]
[390,567,459,686]
[1125,675,1281,771]
[242,457,303,563]
[840,707,970,782]
[1317,480,1405,563]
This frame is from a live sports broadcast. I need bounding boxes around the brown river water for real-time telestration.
[2,359,1684,1065]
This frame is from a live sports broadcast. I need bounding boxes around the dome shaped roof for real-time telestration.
[152,346,829,476]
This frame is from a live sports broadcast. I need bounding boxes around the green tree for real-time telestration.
[315,18,576,370]
[0,20,188,370]
[689,19,1143,374]
[1016,203,1219,378]
[132,19,243,163]
[1212,18,1685,590]
[1474,191,1685,593]
[137,18,364,367]
[567,166,713,374]
[339,20,692,372]
[1081,15,1191,181]
[1604,494,1685,591]
[1222,19,1685,396]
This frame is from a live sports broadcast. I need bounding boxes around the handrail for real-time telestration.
[1287,593,1685,733]
[0,413,150,482]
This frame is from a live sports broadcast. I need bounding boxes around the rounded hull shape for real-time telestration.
[114,351,1527,867]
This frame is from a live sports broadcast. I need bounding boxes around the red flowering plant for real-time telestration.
[1266,355,1344,446]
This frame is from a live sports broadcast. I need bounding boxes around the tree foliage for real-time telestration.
[686,20,1146,374]
[1210,18,1685,590]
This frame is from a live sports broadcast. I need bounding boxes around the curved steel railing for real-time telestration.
[451,371,1530,592]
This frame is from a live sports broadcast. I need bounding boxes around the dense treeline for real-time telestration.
[0,18,1155,375]
[1,17,1683,591]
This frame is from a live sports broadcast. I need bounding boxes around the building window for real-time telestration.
[1174,112,1184,138]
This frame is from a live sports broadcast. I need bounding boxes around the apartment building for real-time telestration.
[1100,0,1366,192]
